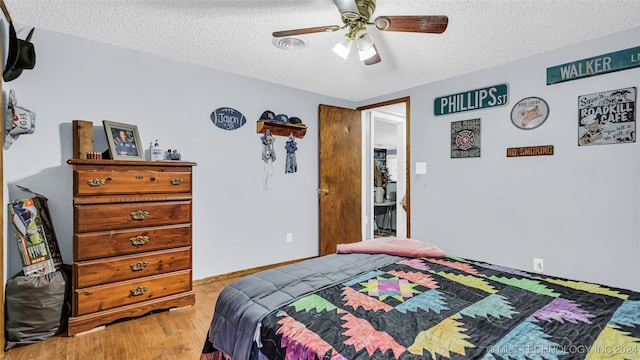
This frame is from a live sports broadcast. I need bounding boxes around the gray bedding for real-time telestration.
[206,253,402,360]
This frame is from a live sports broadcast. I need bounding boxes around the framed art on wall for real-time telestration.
[103,120,144,160]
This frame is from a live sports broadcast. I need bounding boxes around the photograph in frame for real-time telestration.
[103,120,145,160]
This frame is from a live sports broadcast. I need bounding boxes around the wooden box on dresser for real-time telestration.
[67,159,197,336]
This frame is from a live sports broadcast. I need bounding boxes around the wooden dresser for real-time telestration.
[67,159,196,335]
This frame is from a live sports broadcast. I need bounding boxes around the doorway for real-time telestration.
[360,100,408,240]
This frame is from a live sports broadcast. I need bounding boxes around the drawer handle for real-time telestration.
[130,261,149,272]
[170,178,184,185]
[131,210,149,220]
[130,235,149,246]
[130,286,149,296]
[87,178,106,187]
[135,175,144,179]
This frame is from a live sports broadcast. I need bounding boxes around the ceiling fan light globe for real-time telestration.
[355,29,374,51]
[332,36,353,60]
[358,46,377,61]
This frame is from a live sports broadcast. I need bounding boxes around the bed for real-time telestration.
[201,238,640,359]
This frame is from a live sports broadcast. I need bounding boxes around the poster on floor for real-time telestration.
[451,118,481,158]
[578,87,636,146]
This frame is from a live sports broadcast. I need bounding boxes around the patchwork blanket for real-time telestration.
[257,256,640,359]
[203,254,640,359]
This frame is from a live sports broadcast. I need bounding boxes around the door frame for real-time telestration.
[358,97,411,238]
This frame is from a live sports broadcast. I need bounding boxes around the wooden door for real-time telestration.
[318,104,362,256]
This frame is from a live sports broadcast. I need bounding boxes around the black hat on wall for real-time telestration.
[1,0,36,82]
[3,25,36,82]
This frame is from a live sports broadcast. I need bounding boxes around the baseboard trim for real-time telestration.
[193,256,317,286]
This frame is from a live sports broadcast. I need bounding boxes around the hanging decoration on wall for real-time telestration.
[261,129,276,189]
[506,145,554,157]
[578,87,636,146]
[510,97,550,130]
[451,119,481,158]
[547,45,640,85]
[1,0,37,82]
[4,89,36,150]
[285,133,297,173]
[434,83,509,116]
[210,107,246,130]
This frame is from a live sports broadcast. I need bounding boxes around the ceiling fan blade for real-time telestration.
[272,25,341,38]
[364,44,381,65]
[375,15,449,34]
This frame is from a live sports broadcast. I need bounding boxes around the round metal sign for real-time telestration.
[510,97,549,130]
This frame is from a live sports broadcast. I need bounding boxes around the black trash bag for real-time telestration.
[5,265,71,350]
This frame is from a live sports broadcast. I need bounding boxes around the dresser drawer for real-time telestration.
[74,270,192,316]
[75,248,191,288]
[74,224,191,260]
[75,200,191,232]
[74,167,191,196]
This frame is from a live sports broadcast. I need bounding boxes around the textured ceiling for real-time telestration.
[5,1,640,102]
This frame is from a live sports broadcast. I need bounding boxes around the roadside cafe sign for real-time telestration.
[547,45,640,85]
[434,84,509,116]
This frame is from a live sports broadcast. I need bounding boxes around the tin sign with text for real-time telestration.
[547,45,640,85]
[434,84,509,116]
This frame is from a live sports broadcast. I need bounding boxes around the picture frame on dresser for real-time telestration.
[103,120,144,160]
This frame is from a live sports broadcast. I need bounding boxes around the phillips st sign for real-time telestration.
[434,84,509,116]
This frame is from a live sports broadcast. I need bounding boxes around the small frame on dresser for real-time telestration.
[103,120,145,160]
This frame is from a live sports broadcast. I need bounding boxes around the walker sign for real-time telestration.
[547,45,640,85]
[434,84,508,116]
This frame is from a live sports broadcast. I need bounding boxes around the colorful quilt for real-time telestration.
[256,255,640,359]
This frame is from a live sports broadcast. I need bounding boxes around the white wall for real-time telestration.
[4,24,640,294]
[2,27,352,281]
[361,27,640,292]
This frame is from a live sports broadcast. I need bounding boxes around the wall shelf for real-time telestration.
[257,120,307,139]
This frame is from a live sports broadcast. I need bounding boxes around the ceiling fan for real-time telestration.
[272,0,448,65]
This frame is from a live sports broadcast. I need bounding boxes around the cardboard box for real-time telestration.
[8,186,63,277]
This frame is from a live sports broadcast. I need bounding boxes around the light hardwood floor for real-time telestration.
[1,276,238,360]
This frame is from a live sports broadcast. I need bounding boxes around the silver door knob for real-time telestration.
[318,188,329,195]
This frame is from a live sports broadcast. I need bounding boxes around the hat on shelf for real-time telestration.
[275,114,289,122]
[260,110,276,121]
[289,116,304,125]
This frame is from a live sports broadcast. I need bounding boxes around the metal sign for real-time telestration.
[506,145,554,157]
[510,97,550,130]
[547,45,640,85]
[578,87,636,146]
[435,84,508,116]
[451,119,481,158]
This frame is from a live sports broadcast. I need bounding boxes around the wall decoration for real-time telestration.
[510,97,549,130]
[4,89,36,150]
[261,129,276,189]
[210,107,247,130]
[506,145,554,157]
[451,119,481,158]
[578,87,636,146]
[285,133,298,173]
[434,83,508,116]
[103,120,144,160]
[547,45,640,85]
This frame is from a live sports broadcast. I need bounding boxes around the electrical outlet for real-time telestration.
[286,233,293,243]
[533,258,544,273]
